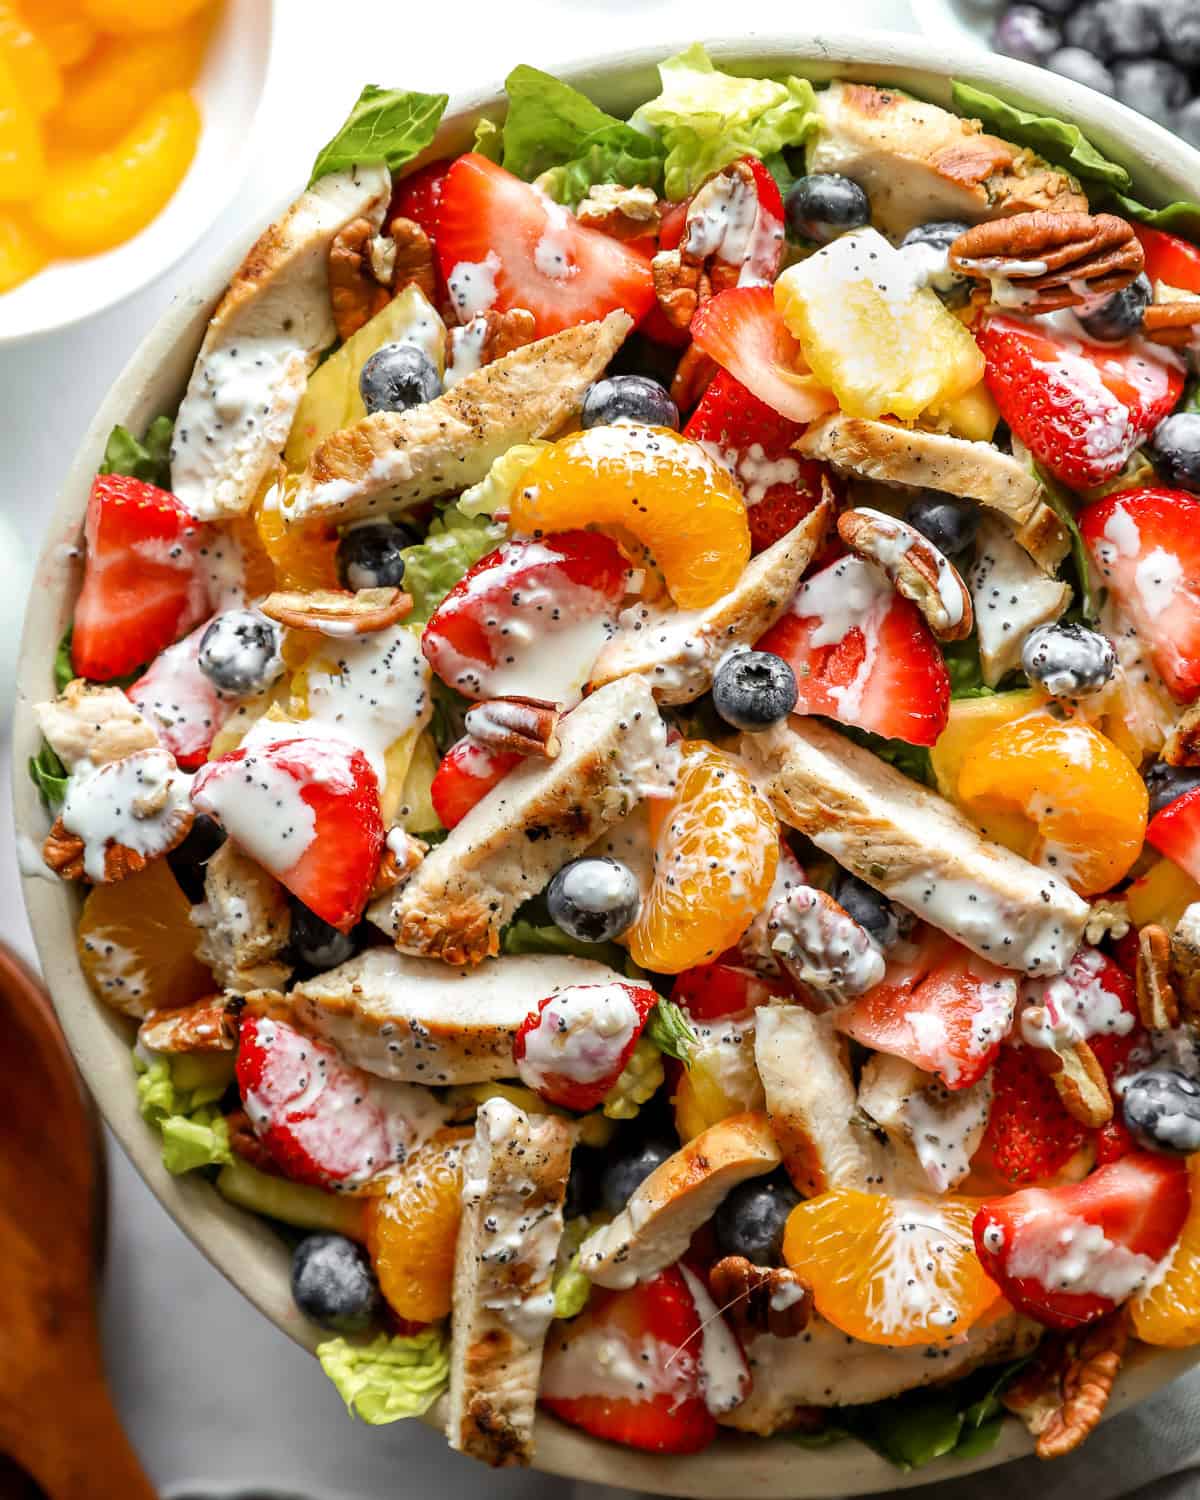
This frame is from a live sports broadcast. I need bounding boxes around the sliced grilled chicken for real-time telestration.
[970,516,1072,686]
[35,680,158,770]
[137,996,236,1055]
[587,501,831,704]
[278,949,630,1085]
[579,1112,781,1289]
[857,1053,992,1194]
[810,80,1087,237]
[191,840,292,994]
[447,1097,572,1467]
[754,1004,882,1195]
[797,414,1043,528]
[720,1311,1042,1434]
[372,676,669,966]
[740,717,1089,976]
[171,164,392,520]
[290,310,633,527]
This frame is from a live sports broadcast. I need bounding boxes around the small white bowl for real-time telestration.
[0,0,276,345]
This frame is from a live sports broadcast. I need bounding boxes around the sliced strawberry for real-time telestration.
[1094,1116,1137,1165]
[1081,487,1200,702]
[191,736,383,931]
[757,555,951,746]
[513,981,660,1111]
[128,620,234,770]
[837,931,1016,1089]
[436,153,655,337]
[1135,225,1200,294]
[691,285,837,424]
[236,1014,430,1190]
[974,1153,1190,1328]
[389,157,452,240]
[430,735,521,829]
[985,1041,1087,1184]
[1148,783,1200,883]
[671,962,790,1021]
[977,313,1184,491]
[679,156,785,288]
[421,530,630,704]
[72,472,208,681]
[684,368,836,553]
[540,1265,718,1453]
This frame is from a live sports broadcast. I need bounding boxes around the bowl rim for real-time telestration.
[14,28,1200,1498]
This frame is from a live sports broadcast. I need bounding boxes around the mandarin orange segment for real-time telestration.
[510,426,750,609]
[0,50,44,201]
[626,740,778,974]
[0,207,45,288]
[31,87,199,255]
[365,1128,473,1323]
[24,0,96,67]
[77,0,211,32]
[957,713,1148,897]
[1130,1153,1200,1347]
[782,1189,1001,1347]
[254,474,340,591]
[0,4,62,115]
[77,858,212,1016]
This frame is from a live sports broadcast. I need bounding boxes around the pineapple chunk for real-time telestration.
[1127,857,1200,931]
[775,228,985,421]
[284,284,446,470]
[930,690,1045,857]
[923,381,1001,443]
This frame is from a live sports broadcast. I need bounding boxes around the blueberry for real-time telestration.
[903,492,980,556]
[600,1140,674,1217]
[582,375,679,431]
[1178,98,1200,152]
[358,342,440,415]
[712,650,797,732]
[166,813,226,902]
[547,856,641,944]
[784,174,870,245]
[899,221,971,304]
[1077,273,1151,343]
[289,895,357,971]
[832,871,909,949]
[291,1233,382,1333]
[1114,59,1190,126]
[1122,1067,1200,1155]
[336,521,416,591]
[1152,413,1200,495]
[993,4,1062,64]
[1159,0,1200,67]
[1065,0,1161,59]
[1021,622,1117,699]
[714,1175,801,1267]
[197,609,283,697]
[1144,762,1200,817]
[1047,46,1115,94]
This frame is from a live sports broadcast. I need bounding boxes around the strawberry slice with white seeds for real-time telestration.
[128,620,234,770]
[436,152,655,337]
[236,1014,445,1190]
[513,980,660,1111]
[757,554,951,746]
[1081,486,1200,703]
[421,530,631,705]
[691,285,837,424]
[974,1153,1190,1329]
[191,736,384,932]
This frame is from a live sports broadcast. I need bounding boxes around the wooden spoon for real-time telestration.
[0,941,157,1500]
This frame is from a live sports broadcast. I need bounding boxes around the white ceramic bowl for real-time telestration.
[14,31,1200,1497]
[0,0,276,345]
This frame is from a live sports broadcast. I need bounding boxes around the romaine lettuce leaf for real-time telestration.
[317,1327,449,1424]
[943,635,998,700]
[310,87,448,184]
[553,1218,595,1320]
[1035,463,1100,624]
[399,508,504,624]
[54,628,74,692]
[645,998,696,1063]
[632,44,819,201]
[100,415,174,488]
[457,440,550,518]
[135,1052,234,1174]
[29,741,68,807]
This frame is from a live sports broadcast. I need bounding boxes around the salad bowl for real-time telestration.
[14,29,1200,1498]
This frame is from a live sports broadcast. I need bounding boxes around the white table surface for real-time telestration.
[9,3,1200,1496]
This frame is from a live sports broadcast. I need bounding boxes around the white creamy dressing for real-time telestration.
[532,188,579,283]
[130,622,241,764]
[1134,547,1184,621]
[789,556,894,722]
[697,437,801,506]
[900,970,1014,1087]
[678,1264,751,1416]
[681,167,782,288]
[443,317,491,389]
[541,1324,697,1406]
[516,982,643,1093]
[1019,946,1134,1052]
[447,252,501,319]
[16,832,57,881]
[898,238,961,296]
[1004,1209,1161,1301]
[768,884,885,999]
[196,530,248,610]
[688,1015,765,1113]
[901,1076,992,1193]
[739,842,806,973]
[862,1199,970,1340]
[852,507,965,632]
[60,749,191,882]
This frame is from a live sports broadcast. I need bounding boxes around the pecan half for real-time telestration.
[576,183,661,241]
[652,248,708,330]
[42,749,193,884]
[1036,1037,1113,1128]
[708,1256,812,1338]
[260,587,412,636]
[138,996,238,1054]
[1137,923,1180,1030]
[389,214,437,304]
[838,507,973,642]
[1162,700,1200,766]
[445,308,537,380]
[370,830,427,900]
[1004,1310,1128,1460]
[1172,903,1200,1021]
[225,1106,284,1176]
[1084,897,1131,947]
[328,216,394,341]
[1143,299,1200,348]
[463,697,562,758]
[670,343,719,414]
[950,211,1143,313]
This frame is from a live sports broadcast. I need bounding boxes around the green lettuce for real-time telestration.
[399,509,505,624]
[645,999,696,1063]
[496,64,662,207]
[310,86,448,184]
[318,1327,449,1424]
[501,914,627,970]
[943,635,998,700]
[1035,464,1100,623]
[553,1219,595,1320]
[29,741,68,807]
[54,628,74,692]
[100,415,174,488]
[632,44,820,201]
[838,723,935,787]
[457,440,549,518]
[135,1052,234,1175]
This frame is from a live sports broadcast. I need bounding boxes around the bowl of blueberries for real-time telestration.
[913,0,1200,145]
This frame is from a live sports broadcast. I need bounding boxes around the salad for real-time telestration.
[26,42,1200,1475]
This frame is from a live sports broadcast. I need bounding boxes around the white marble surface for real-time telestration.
[16,3,1198,1497]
